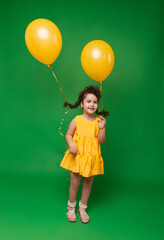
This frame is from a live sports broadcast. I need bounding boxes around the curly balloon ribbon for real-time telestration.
[48,64,69,154]
[58,106,69,154]
[99,81,104,112]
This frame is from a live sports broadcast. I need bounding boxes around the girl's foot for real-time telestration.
[78,200,90,224]
[66,200,77,222]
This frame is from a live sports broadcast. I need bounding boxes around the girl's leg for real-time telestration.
[78,175,94,223]
[69,171,81,203]
[67,171,81,222]
[81,175,94,204]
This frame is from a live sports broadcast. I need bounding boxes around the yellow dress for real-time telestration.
[60,115,104,177]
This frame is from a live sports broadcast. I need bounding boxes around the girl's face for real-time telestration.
[81,93,98,115]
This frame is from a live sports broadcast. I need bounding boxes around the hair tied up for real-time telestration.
[63,85,111,117]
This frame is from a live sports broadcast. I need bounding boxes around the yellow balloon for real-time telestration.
[81,40,115,82]
[25,18,62,65]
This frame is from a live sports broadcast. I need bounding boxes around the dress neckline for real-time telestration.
[81,115,96,123]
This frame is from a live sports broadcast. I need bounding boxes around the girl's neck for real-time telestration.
[82,112,96,121]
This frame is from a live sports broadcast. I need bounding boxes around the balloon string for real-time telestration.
[48,64,69,154]
[48,64,67,103]
[99,81,103,111]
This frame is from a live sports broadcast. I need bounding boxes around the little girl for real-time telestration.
[60,85,110,223]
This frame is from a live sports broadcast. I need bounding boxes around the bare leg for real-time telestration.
[77,176,94,223]
[69,171,81,203]
[81,176,94,204]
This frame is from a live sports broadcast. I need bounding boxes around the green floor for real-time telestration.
[0,171,163,240]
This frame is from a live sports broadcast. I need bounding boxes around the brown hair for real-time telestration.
[63,85,110,117]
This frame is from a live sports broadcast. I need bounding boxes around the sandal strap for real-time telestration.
[79,209,89,219]
[67,206,75,211]
[67,207,77,221]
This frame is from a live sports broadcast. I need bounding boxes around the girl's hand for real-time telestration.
[69,143,77,155]
[97,116,106,129]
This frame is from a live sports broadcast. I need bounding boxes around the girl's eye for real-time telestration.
[87,101,97,103]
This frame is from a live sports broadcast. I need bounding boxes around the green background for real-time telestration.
[0,0,164,239]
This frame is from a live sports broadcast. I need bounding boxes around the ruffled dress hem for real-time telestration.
[60,153,104,178]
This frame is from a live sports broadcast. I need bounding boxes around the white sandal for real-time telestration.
[66,200,77,222]
[78,200,90,224]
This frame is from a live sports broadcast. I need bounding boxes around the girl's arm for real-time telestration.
[65,118,77,155]
[98,128,106,144]
[97,116,106,144]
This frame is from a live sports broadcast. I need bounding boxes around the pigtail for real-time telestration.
[96,109,110,117]
[63,91,84,109]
